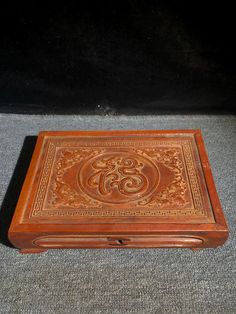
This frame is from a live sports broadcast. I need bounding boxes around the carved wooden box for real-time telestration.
[9,130,228,253]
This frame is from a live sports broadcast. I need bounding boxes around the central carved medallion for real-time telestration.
[78,152,159,203]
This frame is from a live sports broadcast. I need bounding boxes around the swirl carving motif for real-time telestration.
[79,152,159,203]
[88,156,148,195]
[49,149,104,208]
[134,148,187,207]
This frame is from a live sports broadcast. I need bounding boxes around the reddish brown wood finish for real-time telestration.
[8,130,228,253]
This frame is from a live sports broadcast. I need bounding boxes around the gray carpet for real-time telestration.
[0,114,235,314]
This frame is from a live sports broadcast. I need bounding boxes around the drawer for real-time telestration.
[33,235,204,248]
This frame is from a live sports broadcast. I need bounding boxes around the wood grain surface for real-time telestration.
[8,130,228,253]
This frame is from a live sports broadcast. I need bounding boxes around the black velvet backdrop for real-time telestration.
[0,1,235,114]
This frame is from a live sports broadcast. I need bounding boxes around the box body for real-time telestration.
[8,130,228,253]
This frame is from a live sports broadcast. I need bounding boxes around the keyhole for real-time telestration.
[107,238,130,246]
[117,239,124,245]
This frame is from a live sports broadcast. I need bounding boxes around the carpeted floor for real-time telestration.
[0,114,235,314]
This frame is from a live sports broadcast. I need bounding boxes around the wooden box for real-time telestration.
[9,130,228,253]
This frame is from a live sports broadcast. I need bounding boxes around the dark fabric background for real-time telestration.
[0,1,235,114]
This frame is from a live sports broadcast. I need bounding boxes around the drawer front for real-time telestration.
[33,235,203,248]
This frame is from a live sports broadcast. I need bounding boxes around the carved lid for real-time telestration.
[16,130,220,226]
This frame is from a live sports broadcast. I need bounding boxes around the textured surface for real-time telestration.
[1,3,236,114]
[0,114,235,313]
